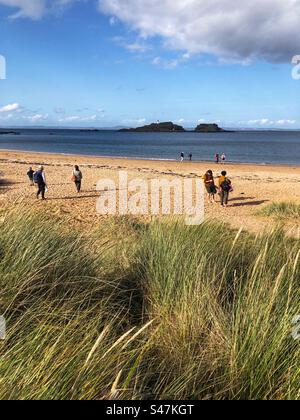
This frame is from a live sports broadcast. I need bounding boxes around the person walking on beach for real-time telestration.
[221,153,226,164]
[27,167,35,186]
[180,152,185,162]
[215,153,220,164]
[189,153,193,162]
[72,165,83,193]
[203,170,217,204]
[219,171,232,207]
[34,165,47,200]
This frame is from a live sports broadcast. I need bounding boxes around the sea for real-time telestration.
[0,129,300,165]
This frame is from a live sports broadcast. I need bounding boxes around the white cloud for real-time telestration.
[23,113,49,122]
[246,118,296,126]
[0,0,45,19]
[0,102,20,113]
[152,56,179,69]
[112,36,151,53]
[0,0,78,20]
[99,0,300,62]
[276,119,296,125]
[125,42,150,53]
[58,114,98,122]
[122,118,146,125]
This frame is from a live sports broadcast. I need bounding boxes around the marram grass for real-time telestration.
[258,202,300,219]
[0,208,299,400]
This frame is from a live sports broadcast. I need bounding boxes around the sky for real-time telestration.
[0,0,299,129]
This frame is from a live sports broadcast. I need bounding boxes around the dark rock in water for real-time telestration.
[0,131,20,135]
[79,129,100,132]
[195,123,228,133]
[119,122,185,132]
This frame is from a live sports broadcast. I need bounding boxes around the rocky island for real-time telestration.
[119,121,185,132]
[195,123,227,133]
[119,121,230,133]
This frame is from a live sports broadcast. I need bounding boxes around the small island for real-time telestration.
[119,121,185,132]
[195,123,227,133]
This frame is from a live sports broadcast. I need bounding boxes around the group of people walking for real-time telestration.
[27,165,83,200]
[27,163,231,208]
[203,170,232,207]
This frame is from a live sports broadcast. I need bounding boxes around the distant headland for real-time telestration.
[119,121,230,133]
[0,131,20,135]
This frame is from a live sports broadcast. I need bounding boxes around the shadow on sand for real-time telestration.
[230,200,269,208]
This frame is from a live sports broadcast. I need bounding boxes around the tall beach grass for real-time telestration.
[258,202,300,219]
[0,208,299,400]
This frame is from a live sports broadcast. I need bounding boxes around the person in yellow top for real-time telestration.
[203,170,217,204]
[218,171,232,207]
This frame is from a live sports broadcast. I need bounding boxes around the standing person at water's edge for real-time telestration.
[180,152,185,162]
[219,171,232,207]
[215,153,220,164]
[72,165,83,193]
[34,165,47,200]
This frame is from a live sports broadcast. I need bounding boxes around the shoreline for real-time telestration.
[1,148,300,169]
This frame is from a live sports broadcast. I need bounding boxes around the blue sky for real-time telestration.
[0,0,299,128]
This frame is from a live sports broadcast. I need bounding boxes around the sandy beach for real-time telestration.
[0,150,300,235]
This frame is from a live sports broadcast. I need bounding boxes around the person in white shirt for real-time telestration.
[72,165,83,193]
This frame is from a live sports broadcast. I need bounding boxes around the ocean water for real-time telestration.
[0,129,300,165]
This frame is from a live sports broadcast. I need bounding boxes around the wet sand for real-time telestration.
[0,150,300,235]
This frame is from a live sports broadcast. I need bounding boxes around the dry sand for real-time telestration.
[0,150,300,235]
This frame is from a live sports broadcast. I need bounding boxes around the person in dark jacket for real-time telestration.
[27,167,35,186]
[35,165,47,200]
[218,171,232,207]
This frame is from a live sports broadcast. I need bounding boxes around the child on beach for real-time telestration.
[72,165,83,193]
[203,170,217,204]
[27,167,35,186]
[219,171,232,207]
